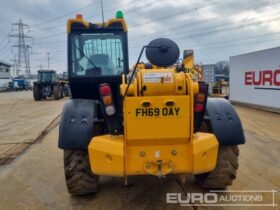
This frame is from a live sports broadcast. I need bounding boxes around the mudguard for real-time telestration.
[58,99,96,149]
[205,98,245,145]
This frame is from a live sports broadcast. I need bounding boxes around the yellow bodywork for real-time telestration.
[88,68,219,177]
[183,50,194,69]
[182,50,203,81]
[88,132,218,176]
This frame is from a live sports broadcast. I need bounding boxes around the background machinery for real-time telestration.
[211,79,229,99]
[180,49,203,82]
[58,12,245,195]
[33,70,69,101]
[58,71,71,97]
[8,76,32,91]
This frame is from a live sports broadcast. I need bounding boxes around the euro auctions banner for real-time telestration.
[229,47,280,109]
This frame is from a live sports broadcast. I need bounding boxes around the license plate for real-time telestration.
[134,107,182,118]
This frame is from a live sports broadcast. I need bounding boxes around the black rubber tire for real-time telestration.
[33,85,41,101]
[63,85,70,97]
[53,84,61,100]
[195,145,239,189]
[60,87,64,98]
[64,150,99,195]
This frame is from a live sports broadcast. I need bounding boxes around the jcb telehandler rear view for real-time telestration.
[58,12,245,195]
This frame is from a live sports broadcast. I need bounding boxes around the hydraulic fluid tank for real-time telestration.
[138,69,186,96]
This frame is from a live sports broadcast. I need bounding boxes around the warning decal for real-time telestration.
[143,73,173,83]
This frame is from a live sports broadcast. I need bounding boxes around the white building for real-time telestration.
[0,61,11,78]
[0,61,12,91]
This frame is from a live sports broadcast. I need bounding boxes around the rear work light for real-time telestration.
[99,83,116,116]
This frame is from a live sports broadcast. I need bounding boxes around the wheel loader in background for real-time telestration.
[58,12,245,195]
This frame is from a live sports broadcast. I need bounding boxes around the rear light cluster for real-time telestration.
[99,84,116,116]
[194,82,208,131]
[194,82,208,113]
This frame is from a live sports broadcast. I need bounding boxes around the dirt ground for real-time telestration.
[0,91,66,164]
[0,92,279,210]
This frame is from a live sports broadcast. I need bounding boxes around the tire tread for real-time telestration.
[195,146,239,189]
[64,150,98,195]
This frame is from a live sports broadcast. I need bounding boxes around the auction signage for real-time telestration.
[229,47,280,108]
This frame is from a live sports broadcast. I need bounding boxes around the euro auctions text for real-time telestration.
[166,190,277,207]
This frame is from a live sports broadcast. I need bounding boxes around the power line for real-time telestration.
[128,0,280,41]
[196,37,280,51]
[29,0,161,34]
[129,13,280,48]
[26,1,279,65]
[0,48,12,60]
[34,39,66,45]
[41,32,280,65]
[31,0,280,43]
[153,0,280,31]
[0,34,9,48]
[191,31,280,49]
[30,1,99,27]
[30,0,144,33]
[129,0,224,29]
[127,29,280,54]
[48,30,279,51]
[0,41,10,54]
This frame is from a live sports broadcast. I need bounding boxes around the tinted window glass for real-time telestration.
[71,33,124,76]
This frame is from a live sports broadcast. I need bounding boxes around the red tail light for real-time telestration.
[194,82,208,131]
[100,84,111,96]
[195,103,204,112]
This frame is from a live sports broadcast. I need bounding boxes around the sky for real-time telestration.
[0,0,280,74]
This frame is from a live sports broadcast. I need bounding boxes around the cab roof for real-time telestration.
[67,12,127,33]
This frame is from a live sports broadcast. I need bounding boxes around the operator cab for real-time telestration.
[37,70,57,83]
[67,12,129,100]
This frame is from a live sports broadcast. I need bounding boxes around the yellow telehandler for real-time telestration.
[58,11,245,195]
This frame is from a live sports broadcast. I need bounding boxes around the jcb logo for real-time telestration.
[245,70,280,86]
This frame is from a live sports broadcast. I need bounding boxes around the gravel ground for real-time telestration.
[0,92,279,210]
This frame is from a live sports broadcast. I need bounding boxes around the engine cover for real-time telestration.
[138,69,187,96]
